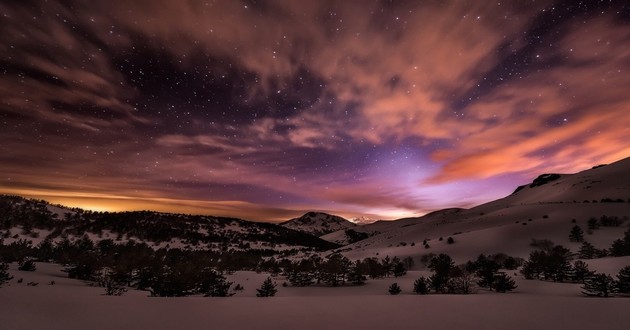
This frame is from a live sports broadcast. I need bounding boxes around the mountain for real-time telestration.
[331,156,630,262]
[0,195,339,253]
[280,212,356,237]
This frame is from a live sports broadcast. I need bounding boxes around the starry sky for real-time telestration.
[1,1,629,222]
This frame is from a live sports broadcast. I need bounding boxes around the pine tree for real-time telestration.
[347,263,367,285]
[582,273,616,297]
[571,260,593,284]
[198,269,233,297]
[413,277,429,294]
[256,277,277,297]
[569,225,584,242]
[381,256,393,277]
[493,272,517,293]
[474,254,500,289]
[388,282,402,295]
[616,266,630,294]
[393,262,407,277]
[0,262,13,288]
[578,241,597,259]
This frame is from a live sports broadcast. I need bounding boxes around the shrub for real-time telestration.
[18,258,36,271]
[388,283,401,295]
[447,237,455,244]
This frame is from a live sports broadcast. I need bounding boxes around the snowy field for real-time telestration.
[2,263,630,330]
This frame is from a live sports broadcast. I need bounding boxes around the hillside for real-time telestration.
[281,212,356,237]
[332,157,630,262]
[0,195,339,254]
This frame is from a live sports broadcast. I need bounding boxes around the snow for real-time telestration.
[2,264,630,329]
[281,212,356,237]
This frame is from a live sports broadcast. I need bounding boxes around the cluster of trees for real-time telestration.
[568,221,630,259]
[0,235,300,296]
[284,254,410,287]
[582,266,630,297]
[521,238,630,298]
[389,253,518,295]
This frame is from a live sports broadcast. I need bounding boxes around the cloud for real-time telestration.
[1,1,629,220]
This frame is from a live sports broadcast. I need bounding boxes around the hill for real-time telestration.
[280,212,356,237]
[331,157,630,262]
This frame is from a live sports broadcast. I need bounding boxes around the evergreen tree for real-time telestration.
[474,254,500,289]
[493,272,517,293]
[388,282,402,295]
[198,268,233,297]
[616,266,630,294]
[569,225,584,242]
[17,258,36,271]
[587,217,599,230]
[582,273,616,297]
[571,261,593,284]
[347,262,367,285]
[256,277,277,297]
[0,261,13,288]
[320,253,351,286]
[609,229,630,256]
[578,241,597,259]
[393,261,407,277]
[428,254,454,293]
[413,277,429,294]
[381,256,393,277]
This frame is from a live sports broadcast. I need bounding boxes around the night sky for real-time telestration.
[1,1,629,221]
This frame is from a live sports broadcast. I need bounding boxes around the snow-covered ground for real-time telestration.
[2,262,630,330]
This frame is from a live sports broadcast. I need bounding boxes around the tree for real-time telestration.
[474,254,500,289]
[609,229,630,256]
[447,237,455,244]
[571,261,593,284]
[388,282,401,295]
[96,268,127,296]
[256,277,277,297]
[587,217,599,230]
[347,261,367,285]
[428,254,454,293]
[402,256,415,270]
[320,253,351,286]
[198,268,233,297]
[381,256,393,277]
[616,266,630,294]
[18,258,36,271]
[493,272,517,293]
[413,277,429,294]
[448,265,476,294]
[0,262,13,288]
[569,225,584,242]
[578,241,597,259]
[582,273,616,297]
[393,261,407,277]
[521,245,572,282]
